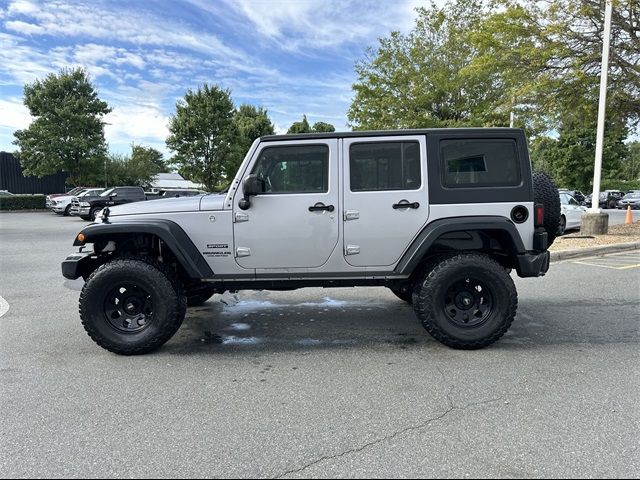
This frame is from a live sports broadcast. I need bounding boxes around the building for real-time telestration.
[148,172,204,192]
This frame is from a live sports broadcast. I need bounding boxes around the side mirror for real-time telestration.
[243,174,265,197]
[110,193,118,198]
[239,174,266,210]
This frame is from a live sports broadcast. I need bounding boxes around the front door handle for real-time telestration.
[309,203,335,212]
[393,200,420,210]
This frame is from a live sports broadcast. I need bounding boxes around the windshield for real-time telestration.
[100,188,116,197]
[623,194,640,200]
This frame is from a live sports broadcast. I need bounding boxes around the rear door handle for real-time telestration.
[309,203,335,212]
[393,200,420,210]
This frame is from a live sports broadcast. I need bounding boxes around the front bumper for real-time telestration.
[61,251,94,280]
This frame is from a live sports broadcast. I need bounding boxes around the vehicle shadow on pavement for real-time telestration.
[160,291,638,355]
[163,290,436,355]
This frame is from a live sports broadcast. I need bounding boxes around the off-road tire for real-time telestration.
[79,257,187,355]
[533,171,561,247]
[412,253,517,350]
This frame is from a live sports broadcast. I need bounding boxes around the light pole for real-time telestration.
[582,0,612,235]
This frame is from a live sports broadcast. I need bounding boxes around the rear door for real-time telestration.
[342,135,428,267]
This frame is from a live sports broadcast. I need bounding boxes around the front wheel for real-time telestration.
[412,253,517,350]
[89,207,102,221]
[79,258,187,355]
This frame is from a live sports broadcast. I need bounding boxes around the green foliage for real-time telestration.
[348,0,510,130]
[600,179,640,191]
[530,115,628,191]
[80,145,167,187]
[287,115,312,133]
[621,142,640,181]
[312,122,335,132]
[12,68,111,185]
[287,115,336,134]
[166,84,236,191]
[0,194,46,210]
[228,104,275,176]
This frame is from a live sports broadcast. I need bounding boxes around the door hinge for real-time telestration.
[234,212,249,223]
[236,247,251,258]
[344,210,360,221]
[345,244,360,255]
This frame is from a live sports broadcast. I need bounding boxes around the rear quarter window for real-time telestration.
[441,139,521,188]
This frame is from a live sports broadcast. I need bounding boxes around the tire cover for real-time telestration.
[533,171,561,247]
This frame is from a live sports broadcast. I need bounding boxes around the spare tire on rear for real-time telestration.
[533,171,561,247]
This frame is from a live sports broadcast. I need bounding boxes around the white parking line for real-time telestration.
[0,296,9,318]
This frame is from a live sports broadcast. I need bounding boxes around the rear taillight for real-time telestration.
[535,204,545,227]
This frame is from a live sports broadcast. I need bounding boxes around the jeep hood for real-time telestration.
[107,194,225,217]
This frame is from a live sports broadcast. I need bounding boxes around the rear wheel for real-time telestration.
[412,253,517,349]
[79,257,187,355]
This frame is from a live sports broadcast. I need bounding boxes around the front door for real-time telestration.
[342,135,428,267]
[233,139,339,270]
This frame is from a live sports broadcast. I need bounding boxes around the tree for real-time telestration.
[287,115,336,133]
[166,84,236,191]
[229,104,274,176]
[13,68,111,185]
[287,114,311,133]
[348,0,509,130]
[312,122,335,132]
[130,144,168,174]
[621,141,640,181]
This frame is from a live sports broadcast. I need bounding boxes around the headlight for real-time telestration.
[80,202,90,207]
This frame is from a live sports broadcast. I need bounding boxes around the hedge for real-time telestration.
[0,194,46,210]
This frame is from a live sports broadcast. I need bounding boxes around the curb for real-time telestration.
[550,241,640,262]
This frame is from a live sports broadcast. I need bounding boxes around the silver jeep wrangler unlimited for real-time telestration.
[62,129,560,355]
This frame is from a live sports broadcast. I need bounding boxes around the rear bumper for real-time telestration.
[516,251,550,277]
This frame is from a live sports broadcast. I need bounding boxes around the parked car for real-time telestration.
[616,193,640,210]
[51,188,104,216]
[78,186,147,221]
[559,193,587,235]
[46,187,86,209]
[0,190,14,196]
[69,189,106,216]
[584,190,625,209]
[559,189,585,204]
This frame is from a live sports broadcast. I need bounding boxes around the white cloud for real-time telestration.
[104,103,169,147]
[4,19,45,34]
[7,0,39,15]
[0,98,31,130]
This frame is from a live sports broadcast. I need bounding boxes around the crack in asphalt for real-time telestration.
[274,367,514,479]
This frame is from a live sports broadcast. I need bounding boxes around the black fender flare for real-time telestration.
[74,220,213,279]
[394,216,526,275]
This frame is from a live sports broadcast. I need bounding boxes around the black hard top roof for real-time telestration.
[261,127,524,142]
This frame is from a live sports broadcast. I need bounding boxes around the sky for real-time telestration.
[0,0,433,157]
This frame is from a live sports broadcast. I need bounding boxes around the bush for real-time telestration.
[0,194,46,210]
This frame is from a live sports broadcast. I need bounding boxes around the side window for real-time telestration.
[560,193,569,205]
[568,196,579,206]
[350,142,421,191]
[441,139,521,188]
[251,145,329,194]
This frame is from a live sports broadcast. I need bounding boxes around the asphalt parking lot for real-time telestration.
[1,212,639,478]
